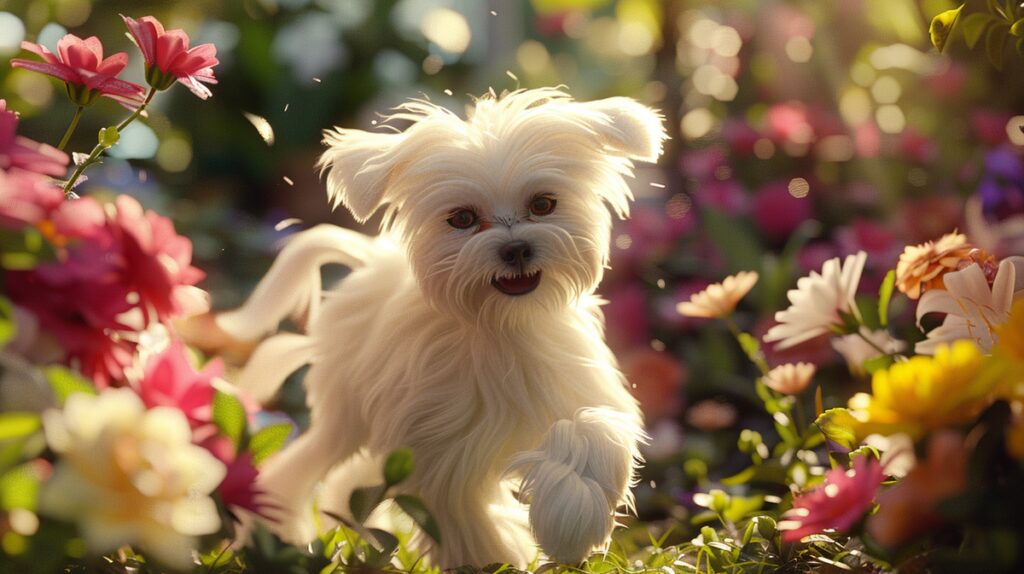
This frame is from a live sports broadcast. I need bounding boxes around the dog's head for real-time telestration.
[318,88,666,325]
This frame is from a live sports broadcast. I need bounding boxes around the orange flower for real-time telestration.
[676,271,758,319]
[867,431,968,548]
[762,362,816,395]
[895,231,972,300]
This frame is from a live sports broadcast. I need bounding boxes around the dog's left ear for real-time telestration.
[579,97,667,163]
[317,129,405,222]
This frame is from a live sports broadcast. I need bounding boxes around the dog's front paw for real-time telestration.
[520,457,615,563]
[508,419,624,563]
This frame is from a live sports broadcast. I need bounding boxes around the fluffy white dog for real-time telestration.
[217,88,666,567]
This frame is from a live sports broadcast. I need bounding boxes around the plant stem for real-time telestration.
[854,328,893,358]
[725,317,770,376]
[58,106,84,151]
[62,88,158,198]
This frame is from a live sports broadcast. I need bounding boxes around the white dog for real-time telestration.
[217,88,666,567]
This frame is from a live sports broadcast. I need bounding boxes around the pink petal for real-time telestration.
[9,59,79,84]
[58,34,101,72]
[177,75,213,99]
[18,41,59,65]
[155,29,189,72]
[96,51,129,76]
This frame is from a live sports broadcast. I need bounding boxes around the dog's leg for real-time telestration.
[423,484,535,569]
[257,412,365,544]
[507,407,644,564]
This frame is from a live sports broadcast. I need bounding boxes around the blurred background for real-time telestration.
[2,0,1023,521]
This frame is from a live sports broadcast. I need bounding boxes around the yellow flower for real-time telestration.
[845,341,996,439]
[990,298,1024,402]
[762,362,816,395]
[39,389,226,569]
[676,271,758,319]
[895,231,972,300]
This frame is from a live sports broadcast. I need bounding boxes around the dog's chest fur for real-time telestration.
[306,241,634,486]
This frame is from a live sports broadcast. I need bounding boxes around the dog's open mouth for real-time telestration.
[492,271,541,296]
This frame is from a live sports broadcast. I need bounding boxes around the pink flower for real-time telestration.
[0,168,64,228]
[134,340,219,430]
[779,457,884,543]
[6,198,136,386]
[0,100,68,177]
[122,15,219,99]
[10,36,145,108]
[751,181,813,241]
[109,195,208,324]
[620,348,687,421]
[202,436,276,519]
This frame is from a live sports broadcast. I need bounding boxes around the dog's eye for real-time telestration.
[447,208,479,229]
[529,196,557,217]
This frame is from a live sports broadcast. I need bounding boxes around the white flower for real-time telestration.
[762,362,816,395]
[39,388,226,569]
[764,252,868,350]
[832,327,907,375]
[676,271,759,319]
[915,256,1024,354]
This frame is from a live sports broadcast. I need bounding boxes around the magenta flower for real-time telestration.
[0,169,64,228]
[201,436,276,519]
[10,36,145,108]
[0,100,69,177]
[109,195,208,325]
[6,199,136,386]
[779,457,884,543]
[134,340,219,429]
[122,15,218,99]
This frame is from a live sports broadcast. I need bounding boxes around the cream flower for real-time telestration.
[832,327,907,375]
[764,251,867,350]
[916,257,1024,354]
[895,231,973,300]
[762,362,816,394]
[676,271,759,319]
[39,388,226,569]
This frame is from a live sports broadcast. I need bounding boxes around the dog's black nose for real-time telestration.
[499,241,533,266]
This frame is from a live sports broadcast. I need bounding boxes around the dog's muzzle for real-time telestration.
[493,240,541,295]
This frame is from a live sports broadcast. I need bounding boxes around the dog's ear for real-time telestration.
[579,98,667,163]
[317,129,405,222]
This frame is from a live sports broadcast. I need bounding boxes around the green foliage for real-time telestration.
[384,447,415,487]
[248,423,292,465]
[877,270,895,328]
[0,297,15,347]
[930,1,1023,68]
[212,390,248,450]
[43,366,95,406]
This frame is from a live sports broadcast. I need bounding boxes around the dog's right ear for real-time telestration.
[317,128,405,222]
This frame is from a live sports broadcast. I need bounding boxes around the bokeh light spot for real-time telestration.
[788,178,810,198]
[785,36,813,63]
[0,12,25,54]
[421,8,471,55]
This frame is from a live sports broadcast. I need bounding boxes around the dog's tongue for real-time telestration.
[494,271,541,295]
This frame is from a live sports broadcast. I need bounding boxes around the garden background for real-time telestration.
[2,0,1024,572]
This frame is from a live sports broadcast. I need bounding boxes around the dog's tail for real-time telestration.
[217,224,373,341]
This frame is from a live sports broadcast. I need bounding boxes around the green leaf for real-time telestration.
[877,270,895,327]
[363,527,400,565]
[349,483,386,523]
[98,126,120,148]
[0,297,15,347]
[394,494,442,544]
[43,366,95,406]
[863,354,895,375]
[248,423,292,465]
[0,463,40,511]
[1011,18,1024,36]
[702,209,764,274]
[815,408,860,449]
[986,22,1010,70]
[0,413,40,441]
[723,494,764,523]
[212,390,248,448]
[930,5,965,51]
[963,11,996,48]
[383,447,414,487]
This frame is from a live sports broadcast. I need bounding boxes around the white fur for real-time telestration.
[221,88,666,567]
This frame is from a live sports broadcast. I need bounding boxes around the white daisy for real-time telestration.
[915,256,1024,354]
[764,251,868,350]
